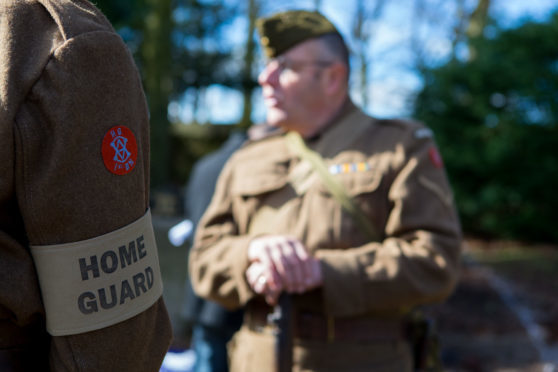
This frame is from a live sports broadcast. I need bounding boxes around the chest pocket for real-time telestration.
[312,156,387,246]
[231,160,291,236]
[231,160,288,197]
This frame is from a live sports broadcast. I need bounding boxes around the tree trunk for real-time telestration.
[142,0,173,188]
[239,0,260,130]
[352,0,385,109]
[467,0,491,59]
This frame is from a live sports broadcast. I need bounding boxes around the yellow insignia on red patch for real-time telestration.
[101,125,138,175]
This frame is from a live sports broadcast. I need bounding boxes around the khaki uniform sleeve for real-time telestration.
[3,1,172,370]
[189,157,256,310]
[317,128,462,317]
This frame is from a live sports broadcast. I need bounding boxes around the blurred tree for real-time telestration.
[169,0,240,185]
[413,12,558,243]
[466,0,491,60]
[171,0,238,95]
[466,0,491,39]
[238,0,261,130]
[449,0,468,61]
[142,0,173,189]
[94,0,147,28]
[352,0,386,108]
[410,0,491,70]
[94,0,148,55]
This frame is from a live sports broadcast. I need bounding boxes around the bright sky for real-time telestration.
[168,0,558,125]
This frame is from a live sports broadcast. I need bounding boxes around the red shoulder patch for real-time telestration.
[101,125,138,175]
[429,147,443,169]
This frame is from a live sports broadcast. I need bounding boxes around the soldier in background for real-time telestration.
[190,9,462,372]
[182,124,279,371]
[182,132,246,372]
[0,0,172,370]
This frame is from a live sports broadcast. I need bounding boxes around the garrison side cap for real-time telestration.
[256,10,341,59]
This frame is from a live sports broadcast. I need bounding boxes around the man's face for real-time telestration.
[258,39,333,133]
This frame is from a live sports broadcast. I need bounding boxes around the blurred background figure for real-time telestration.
[174,124,276,372]
[181,131,247,372]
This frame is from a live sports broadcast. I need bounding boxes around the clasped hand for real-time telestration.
[246,235,322,305]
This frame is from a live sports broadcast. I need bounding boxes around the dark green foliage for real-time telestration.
[414,13,558,243]
[93,0,147,27]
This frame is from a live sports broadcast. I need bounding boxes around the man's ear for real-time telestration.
[322,62,347,95]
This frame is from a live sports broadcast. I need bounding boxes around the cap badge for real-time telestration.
[101,125,138,175]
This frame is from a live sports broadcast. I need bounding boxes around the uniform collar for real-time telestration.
[307,100,373,157]
[306,98,355,143]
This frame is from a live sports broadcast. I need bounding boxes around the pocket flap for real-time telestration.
[232,161,288,196]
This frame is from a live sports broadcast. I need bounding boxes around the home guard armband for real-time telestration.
[31,209,163,336]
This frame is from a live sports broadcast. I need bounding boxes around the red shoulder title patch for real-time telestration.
[429,147,443,169]
[101,125,138,175]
